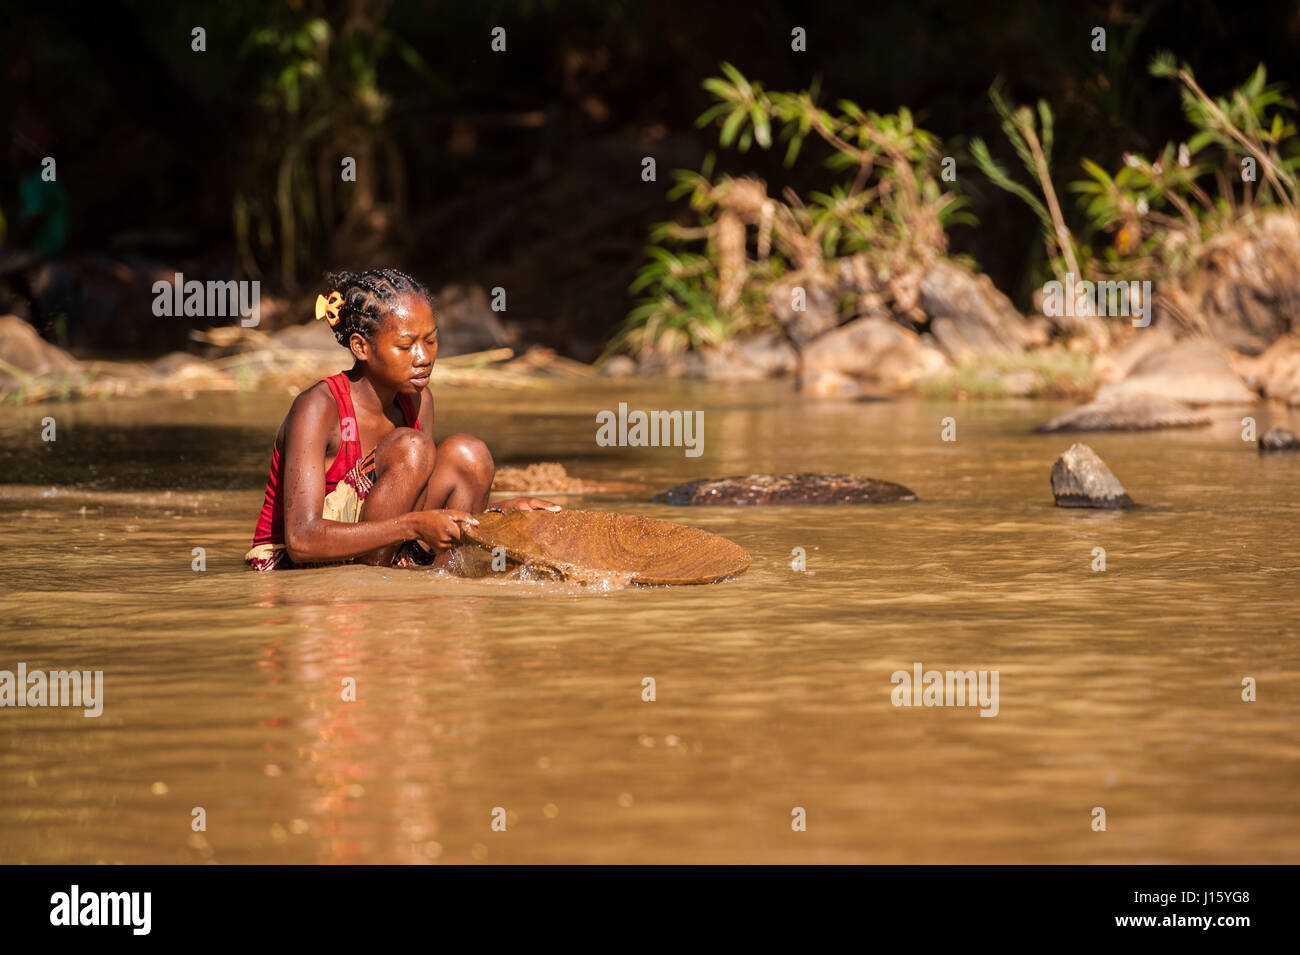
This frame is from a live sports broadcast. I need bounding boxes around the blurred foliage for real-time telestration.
[610,63,972,357]
[971,83,1082,284]
[618,52,1300,358]
[975,57,1300,294]
[7,0,1300,354]
[232,2,439,288]
[1071,57,1300,282]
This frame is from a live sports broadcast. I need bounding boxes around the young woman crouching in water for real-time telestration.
[245,268,558,571]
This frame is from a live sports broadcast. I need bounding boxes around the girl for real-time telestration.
[245,268,558,571]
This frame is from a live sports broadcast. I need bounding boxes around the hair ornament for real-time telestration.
[315,291,344,326]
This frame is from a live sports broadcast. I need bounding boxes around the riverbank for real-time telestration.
[4,215,1300,413]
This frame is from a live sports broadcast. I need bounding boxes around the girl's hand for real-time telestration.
[408,509,479,550]
[495,497,562,513]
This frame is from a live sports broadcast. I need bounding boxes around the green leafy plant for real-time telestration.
[970,81,1081,285]
[608,63,972,359]
[1070,58,1300,282]
[973,59,1300,300]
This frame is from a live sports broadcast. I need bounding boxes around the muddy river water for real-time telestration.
[1,381,1297,863]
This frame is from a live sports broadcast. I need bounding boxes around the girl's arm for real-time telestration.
[280,388,418,563]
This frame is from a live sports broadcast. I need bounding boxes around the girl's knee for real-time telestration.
[377,427,436,474]
[437,433,493,476]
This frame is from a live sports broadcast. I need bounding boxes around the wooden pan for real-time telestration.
[461,509,750,585]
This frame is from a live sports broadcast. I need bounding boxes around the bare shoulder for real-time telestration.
[280,380,337,448]
[289,380,335,418]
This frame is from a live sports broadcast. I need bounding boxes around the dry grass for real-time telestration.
[916,348,1096,400]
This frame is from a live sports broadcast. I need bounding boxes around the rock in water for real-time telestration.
[1259,427,1300,452]
[1050,444,1135,509]
[1036,393,1210,432]
[460,509,750,585]
[656,473,918,506]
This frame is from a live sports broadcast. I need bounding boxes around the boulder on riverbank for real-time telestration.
[1177,211,1300,355]
[0,313,83,381]
[798,368,863,397]
[1050,443,1135,509]
[1259,427,1300,452]
[656,472,918,505]
[628,331,796,382]
[149,352,237,391]
[1234,334,1300,406]
[0,308,574,402]
[632,255,1053,389]
[1036,393,1210,432]
[1095,336,1257,405]
[768,272,841,349]
[919,258,1048,359]
[800,315,950,391]
[434,283,512,355]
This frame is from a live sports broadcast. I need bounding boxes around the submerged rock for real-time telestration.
[1050,443,1135,509]
[656,472,918,506]
[1259,427,1300,452]
[1036,393,1210,432]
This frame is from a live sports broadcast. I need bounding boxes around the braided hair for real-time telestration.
[322,268,434,347]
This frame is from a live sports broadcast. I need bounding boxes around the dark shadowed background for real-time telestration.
[3,0,1298,357]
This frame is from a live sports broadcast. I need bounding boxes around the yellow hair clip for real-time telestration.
[315,291,344,326]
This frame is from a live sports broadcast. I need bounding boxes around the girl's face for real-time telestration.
[350,294,438,394]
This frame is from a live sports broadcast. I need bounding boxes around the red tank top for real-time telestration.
[252,372,421,545]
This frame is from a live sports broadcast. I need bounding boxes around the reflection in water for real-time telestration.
[246,583,497,863]
[0,384,1297,862]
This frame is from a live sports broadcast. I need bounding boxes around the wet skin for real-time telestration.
[276,293,558,566]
